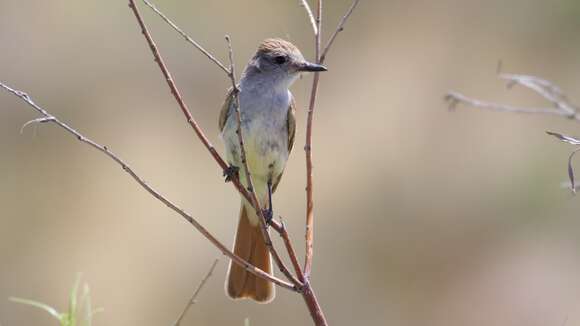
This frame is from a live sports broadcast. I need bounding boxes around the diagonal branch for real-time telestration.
[173,259,219,326]
[140,0,229,74]
[0,81,296,292]
[320,0,361,62]
[300,0,319,35]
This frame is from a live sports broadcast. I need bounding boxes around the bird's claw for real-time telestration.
[262,208,273,225]
[223,165,239,183]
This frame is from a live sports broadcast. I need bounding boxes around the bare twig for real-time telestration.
[173,259,219,326]
[303,0,323,281]
[500,74,576,115]
[445,73,580,121]
[299,1,361,325]
[445,91,576,117]
[320,0,361,62]
[0,81,296,292]
[140,0,229,74]
[303,0,360,279]
[300,0,319,35]
[279,216,305,282]
[224,36,302,287]
[20,116,55,134]
[446,71,580,194]
[546,131,580,194]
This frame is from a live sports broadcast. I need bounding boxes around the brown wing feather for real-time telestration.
[272,96,296,193]
[219,87,235,132]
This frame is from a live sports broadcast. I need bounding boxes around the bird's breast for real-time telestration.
[222,89,291,185]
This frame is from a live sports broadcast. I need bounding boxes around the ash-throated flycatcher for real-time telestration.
[219,38,326,303]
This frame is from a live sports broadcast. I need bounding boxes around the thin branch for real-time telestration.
[445,91,576,117]
[224,35,302,287]
[546,131,580,194]
[279,216,305,282]
[320,0,361,62]
[303,0,323,280]
[140,0,229,74]
[299,0,319,35]
[303,0,360,279]
[500,73,577,115]
[445,72,580,121]
[0,81,296,292]
[20,116,55,134]
[173,259,219,326]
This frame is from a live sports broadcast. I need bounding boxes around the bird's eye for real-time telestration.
[274,55,287,65]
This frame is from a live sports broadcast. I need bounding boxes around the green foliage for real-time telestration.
[9,274,102,326]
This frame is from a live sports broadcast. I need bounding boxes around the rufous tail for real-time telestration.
[226,203,274,303]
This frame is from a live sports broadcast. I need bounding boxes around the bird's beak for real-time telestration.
[297,61,328,72]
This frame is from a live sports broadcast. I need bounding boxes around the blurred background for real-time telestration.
[2,0,580,325]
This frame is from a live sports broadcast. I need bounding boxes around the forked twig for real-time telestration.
[300,0,319,35]
[446,71,580,194]
[445,72,580,120]
[140,0,229,74]
[320,0,360,61]
[173,259,219,326]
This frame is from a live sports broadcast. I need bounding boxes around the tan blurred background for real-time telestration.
[2,0,580,325]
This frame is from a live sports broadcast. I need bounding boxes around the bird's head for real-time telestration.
[243,38,327,89]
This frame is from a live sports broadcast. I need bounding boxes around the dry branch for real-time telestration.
[173,259,219,326]
[140,0,229,74]
[302,0,361,279]
[446,71,580,193]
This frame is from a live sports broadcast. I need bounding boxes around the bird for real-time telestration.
[219,38,326,303]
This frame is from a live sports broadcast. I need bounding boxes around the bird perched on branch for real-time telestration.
[219,38,326,303]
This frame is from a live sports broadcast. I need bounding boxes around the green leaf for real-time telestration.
[68,273,82,326]
[9,297,62,321]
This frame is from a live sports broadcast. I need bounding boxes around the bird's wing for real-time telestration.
[272,96,296,192]
[286,95,297,154]
[218,87,235,132]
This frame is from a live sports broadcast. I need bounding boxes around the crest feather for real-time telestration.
[257,38,301,57]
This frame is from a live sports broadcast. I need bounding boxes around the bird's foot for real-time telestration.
[223,165,239,183]
[262,208,274,225]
